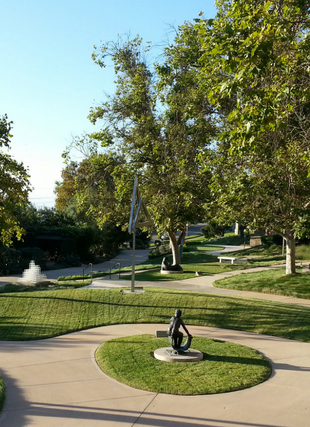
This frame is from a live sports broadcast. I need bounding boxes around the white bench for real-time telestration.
[218,256,236,264]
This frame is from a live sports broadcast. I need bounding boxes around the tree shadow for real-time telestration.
[2,399,286,427]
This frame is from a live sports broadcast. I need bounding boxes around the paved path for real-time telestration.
[88,264,310,308]
[0,249,151,284]
[1,246,310,426]
[1,324,310,427]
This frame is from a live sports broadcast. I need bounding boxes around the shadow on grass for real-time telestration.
[0,288,310,342]
[204,353,270,368]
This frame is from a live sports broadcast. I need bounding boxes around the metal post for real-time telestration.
[131,230,135,292]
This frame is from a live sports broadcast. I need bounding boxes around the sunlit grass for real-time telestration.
[0,287,310,341]
[96,334,271,395]
[214,268,310,299]
[120,250,286,281]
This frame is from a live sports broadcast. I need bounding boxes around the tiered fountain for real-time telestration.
[19,260,47,286]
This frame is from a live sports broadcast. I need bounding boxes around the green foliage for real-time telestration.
[95,221,130,256]
[0,246,23,274]
[0,114,12,147]
[296,245,310,261]
[201,222,226,239]
[11,203,130,270]
[54,161,78,214]
[15,204,130,262]
[204,232,249,246]
[192,0,310,273]
[0,115,31,245]
[96,334,271,395]
[0,245,47,275]
[261,234,283,248]
[0,280,89,293]
[66,34,217,266]
[15,218,129,265]
[55,279,92,287]
[149,242,171,258]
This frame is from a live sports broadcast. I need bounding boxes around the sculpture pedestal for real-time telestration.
[154,347,203,362]
[160,269,183,275]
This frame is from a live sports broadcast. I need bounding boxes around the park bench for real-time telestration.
[217,256,236,264]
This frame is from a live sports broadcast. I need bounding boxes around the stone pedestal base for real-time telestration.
[160,270,184,274]
[154,347,203,362]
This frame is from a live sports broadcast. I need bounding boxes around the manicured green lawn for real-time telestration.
[185,238,224,252]
[120,251,286,281]
[96,334,271,395]
[0,287,310,342]
[190,245,223,251]
[203,233,250,246]
[214,268,310,299]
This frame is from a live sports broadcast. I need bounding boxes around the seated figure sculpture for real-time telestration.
[167,309,192,352]
[161,257,183,272]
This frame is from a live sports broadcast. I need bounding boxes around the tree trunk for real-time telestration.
[168,230,181,266]
[285,229,296,274]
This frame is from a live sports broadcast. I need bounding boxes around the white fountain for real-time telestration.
[19,260,47,286]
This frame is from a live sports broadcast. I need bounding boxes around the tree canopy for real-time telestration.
[58,0,310,273]
[0,115,31,245]
[61,35,216,265]
[192,0,310,273]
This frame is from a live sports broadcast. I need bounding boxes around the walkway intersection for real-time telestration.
[0,246,309,426]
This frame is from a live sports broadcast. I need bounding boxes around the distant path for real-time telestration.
[0,249,150,284]
[87,263,310,308]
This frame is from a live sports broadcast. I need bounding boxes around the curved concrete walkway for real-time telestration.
[1,247,310,426]
[1,324,310,427]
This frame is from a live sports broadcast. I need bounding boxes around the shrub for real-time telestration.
[296,245,310,260]
[201,222,226,239]
[19,247,45,267]
[149,243,171,258]
[0,247,23,274]
[261,234,283,247]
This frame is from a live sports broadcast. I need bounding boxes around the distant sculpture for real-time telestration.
[161,257,183,273]
[168,309,192,352]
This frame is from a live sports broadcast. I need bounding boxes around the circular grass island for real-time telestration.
[95,334,271,395]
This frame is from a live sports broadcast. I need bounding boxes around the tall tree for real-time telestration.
[195,0,310,273]
[0,115,31,245]
[74,152,124,227]
[54,161,78,218]
[87,35,215,265]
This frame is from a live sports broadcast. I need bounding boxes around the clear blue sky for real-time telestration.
[1,1,217,207]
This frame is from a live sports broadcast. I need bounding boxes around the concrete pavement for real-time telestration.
[1,324,310,427]
[1,246,310,426]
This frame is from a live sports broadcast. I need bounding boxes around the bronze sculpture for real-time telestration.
[168,309,192,352]
[161,257,183,272]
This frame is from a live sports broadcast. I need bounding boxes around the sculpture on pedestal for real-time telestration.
[167,309,192,353]
[161,257,183,274]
